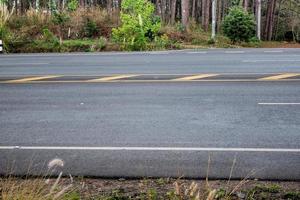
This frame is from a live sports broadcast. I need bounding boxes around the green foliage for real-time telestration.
[166,190,180,200]
[42,28,59,44]
[230,0,242,7]
[62,38,106,52]
[0,25,11,52]
[67,0,79,12]
[207,38,216,45]
[175,22,186,32]
[147,188,158,200]
[29,29,60,52]
[112,0,161,50]
[101,189,129,200]
[215,188,227,199]
[48,0,57,14]
[95,37,107,50]
[52,12,70,26]
[83,19,99,38]
[254,184,281,193]
[0,0,8,4]
[283,191,300,200]
[62,191,81,200]
[153,34,170,49]
[222,6,256,42]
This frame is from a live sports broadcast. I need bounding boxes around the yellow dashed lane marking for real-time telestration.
[87,75,138,82]
[259,73,300,80]
[5,75,61,83]
[173,74,219,81]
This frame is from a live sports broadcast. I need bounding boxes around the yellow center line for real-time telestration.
[173,74,219,81]
[5,75,61,83]
[87,75,138,82]
[259,73,300,80]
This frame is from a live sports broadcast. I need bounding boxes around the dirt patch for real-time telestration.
[60,178,300,199]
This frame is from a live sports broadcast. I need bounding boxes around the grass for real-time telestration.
[7,38,108,53]
[0,174,74,200]
[1,176,300,200]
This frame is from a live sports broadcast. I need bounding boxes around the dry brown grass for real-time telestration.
[7,6,118,41]
[0,158,74,200]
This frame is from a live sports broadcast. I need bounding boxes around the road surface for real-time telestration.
[0,48,299,180]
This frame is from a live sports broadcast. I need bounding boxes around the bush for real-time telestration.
[0,25,11,52]
[222,6,256,42]
[82,18,99,38]
[42,28,59,44]
[52,11,70,44]
[67,0,79,12]
[112,0,161,50]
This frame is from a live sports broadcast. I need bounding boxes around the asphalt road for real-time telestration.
[1,48,300,75]
[0,49,300,180]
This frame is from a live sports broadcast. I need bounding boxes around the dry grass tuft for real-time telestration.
[0,158,74,200]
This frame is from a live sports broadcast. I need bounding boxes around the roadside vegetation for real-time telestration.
[1,158,300,200]
[1,176,300,200]
[0,0,299,53]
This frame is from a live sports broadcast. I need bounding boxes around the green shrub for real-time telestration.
[222,6,256,42]
[67,0,79,12]
[207,38,215,45]
[52,11,70,44]
[27,29,60,52]
[112,0,161,50]
[83,19,99,38]
[42,28,59,44]
[0,25,11,52]
[61,38,106,52]
[150,34,179,50]
[95,37,107,50]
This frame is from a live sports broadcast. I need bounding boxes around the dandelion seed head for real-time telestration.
[48,158,64,169]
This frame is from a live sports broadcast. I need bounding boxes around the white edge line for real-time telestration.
[0,146,299,152]
[148,52,170,55]
[225,51,245,54]
[263,51,283,53]
[258,103,300,105]
[243,60,300,62]
[1,63,49,65]
[186,52,207,54]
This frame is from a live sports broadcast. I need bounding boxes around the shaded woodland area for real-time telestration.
[4,0,300,41]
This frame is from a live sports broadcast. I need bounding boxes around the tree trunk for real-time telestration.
[161,0,166,23]
[80,0,84,7]
[181,0,189,29]
[156,0,162,17]
[107,0,112,13]
[204,0,210,31]
[269,0,276,40]
[170,0,177,24]
[217,0,222,32]
[243,0,248,11]
[15,0,18,15]
[192,0,196,20]
[264,0,276,40]
[201,0,206,28]
[274,0,282,40]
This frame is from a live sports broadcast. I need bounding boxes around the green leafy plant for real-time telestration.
[0,1,14,52]
[67,0,79,12]
[42,28,59,44]
[48,0,57,14]
[52,12,70,44]
[112,0,161,50]
[83,18,99,38]
[222,6,256,42]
